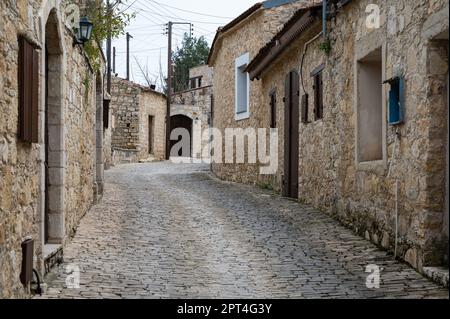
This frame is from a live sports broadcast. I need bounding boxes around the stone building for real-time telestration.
[170,65,213,159]
[0,0,109,298]
[212,0,449,277]
[110,77,167,164]
[207,0,320,182]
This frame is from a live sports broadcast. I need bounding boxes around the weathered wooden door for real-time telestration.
[283,71,300,199]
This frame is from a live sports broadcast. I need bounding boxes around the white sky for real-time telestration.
[112,0,259,89]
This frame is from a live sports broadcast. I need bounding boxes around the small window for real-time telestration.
[190,78,197,89]
[235,53,250,120]
[189,76,203,89]
[313,71,324,121]
[357,47,383,162]
[269,91,276,128]
[18,36,39,143]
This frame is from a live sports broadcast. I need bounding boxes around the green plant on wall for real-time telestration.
[319,38,332,55]
[80,0,136,73]
[83,72,91,104]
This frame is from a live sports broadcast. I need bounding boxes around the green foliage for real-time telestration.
[257,182,274,191]
[82,0,135,73]
[172,34,210,92]
[319,39,332,55]
[83,72,90,103]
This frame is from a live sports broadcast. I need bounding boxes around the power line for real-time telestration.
[116,46,167,54]
[135,6,226,25]
[149,0,233,19]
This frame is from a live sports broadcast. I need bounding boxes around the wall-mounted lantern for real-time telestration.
[74,16,93,46]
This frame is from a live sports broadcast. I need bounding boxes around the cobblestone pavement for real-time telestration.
[37,162,449,299]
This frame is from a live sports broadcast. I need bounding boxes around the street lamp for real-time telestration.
[74,16,93,46]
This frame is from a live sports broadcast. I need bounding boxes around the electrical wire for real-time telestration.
[149,0,233,19]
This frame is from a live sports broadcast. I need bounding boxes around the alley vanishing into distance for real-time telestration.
[36,163,448,299]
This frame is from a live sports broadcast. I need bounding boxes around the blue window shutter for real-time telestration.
[388,77,405,126]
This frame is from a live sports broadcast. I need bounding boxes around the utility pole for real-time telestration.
[165,22,173,160]
[106,0,112,94]
[126,32,133,81]
[113,47,116,74]
[165,21,193,160]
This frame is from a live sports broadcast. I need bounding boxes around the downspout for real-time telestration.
[322,0,328,39]
[388,128,401,259]
[300,32,323,95]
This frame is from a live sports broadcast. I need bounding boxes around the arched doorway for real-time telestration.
[44,9,64,244]
[170,114,192,157]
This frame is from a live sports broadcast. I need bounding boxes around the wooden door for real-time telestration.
[283,71,300,198]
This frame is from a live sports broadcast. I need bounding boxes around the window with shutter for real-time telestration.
[269,91,276,128]
[18,36,39,143]
[313,72,324,120]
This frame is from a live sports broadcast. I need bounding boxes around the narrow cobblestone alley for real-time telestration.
[36,163,449,299]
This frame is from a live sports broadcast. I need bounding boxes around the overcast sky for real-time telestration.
[112,0,259,89]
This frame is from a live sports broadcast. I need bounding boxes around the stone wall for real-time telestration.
[171,65,213,159]
[209,0,318,183]
[214,0,449,272]
[189,65,214,87]
[0,0,105,298]
[138,88,167,161]
[111,77,167,164]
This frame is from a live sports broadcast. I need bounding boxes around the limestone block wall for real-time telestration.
[189,65,214,87]
[210,1,316,184]
[138,89,167,161]
[63,31,97,240]
[111,77,167,164]
[258,0,449,270]
[171,86,213,159]
[111,78,141,151]
[0,0,105,298]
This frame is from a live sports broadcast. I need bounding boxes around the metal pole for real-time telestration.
[106,0,112,93]
[113,47,116,74]
[126,32,133,81]
[165,22,173,160]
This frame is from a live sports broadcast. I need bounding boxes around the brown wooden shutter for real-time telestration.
[19,36,39,143]
[270,91,276,129]
[314,72,324,120]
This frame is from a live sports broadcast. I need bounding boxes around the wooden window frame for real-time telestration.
[313,72,323,120]
[18,36,39,143]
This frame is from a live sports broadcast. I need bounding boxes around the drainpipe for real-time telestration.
[300,32,323,95]
[388,128,401,260]
[322,0,328,39]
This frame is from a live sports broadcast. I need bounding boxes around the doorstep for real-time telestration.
[43,244,63,275]
[423,267,449,288]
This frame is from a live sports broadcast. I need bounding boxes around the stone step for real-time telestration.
[423,267,449,288]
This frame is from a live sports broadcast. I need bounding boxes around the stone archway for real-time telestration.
[44,8,65,244]
[94,73,104,200]
[170,114,193,157]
